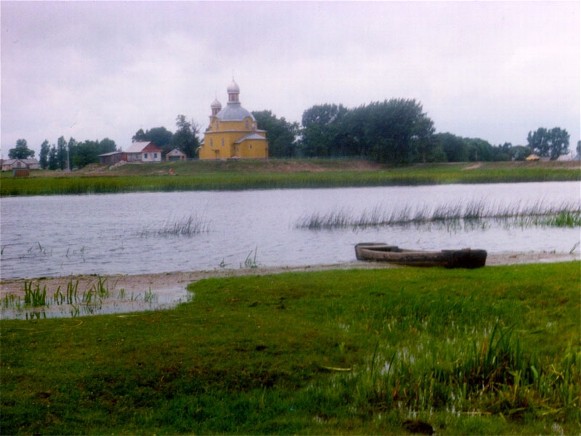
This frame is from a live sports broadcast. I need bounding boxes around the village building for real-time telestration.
[1,158,40,171]
[125,141,162,162]
[198,80,268,160]
[166,148,187,161]
[98,141,162,165]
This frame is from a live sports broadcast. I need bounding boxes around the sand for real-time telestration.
[1,251,578,299]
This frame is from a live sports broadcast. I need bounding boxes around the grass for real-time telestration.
[1,160,579,196]
[1,262,579,434]
[1,277,160,318]
[140,214,211,238]
[296,200,581,230]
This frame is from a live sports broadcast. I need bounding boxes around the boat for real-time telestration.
[355,243,487,269]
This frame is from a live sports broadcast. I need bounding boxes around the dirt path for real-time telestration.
[1,251,578,298]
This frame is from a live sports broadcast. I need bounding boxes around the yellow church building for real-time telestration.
[198,80,268,160]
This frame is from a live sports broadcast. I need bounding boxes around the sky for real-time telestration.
[1,1,579,157]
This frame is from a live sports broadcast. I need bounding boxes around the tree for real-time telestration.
[56,136,67,170]
[434,132,468,162]
[39,140,50,169]
[8,139,35,159]
[170,115,199,158]
[48,145,58,170]
[71,138,118,168]
[300,104,348,157]
[527,127,570,160]
[252,110,299,158]
[133,127,173,152]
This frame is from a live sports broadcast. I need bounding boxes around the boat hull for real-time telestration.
[355,243,487,269]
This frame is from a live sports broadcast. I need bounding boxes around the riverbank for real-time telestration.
[1,160,579,196]
[1,251,578,299]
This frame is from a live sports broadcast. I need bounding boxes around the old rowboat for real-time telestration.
[355,243,487,269]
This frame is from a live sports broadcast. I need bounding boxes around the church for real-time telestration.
[198,80,268,160]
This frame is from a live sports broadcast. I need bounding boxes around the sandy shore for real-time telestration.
[1,251,578,299]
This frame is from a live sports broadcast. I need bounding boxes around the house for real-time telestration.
[99,151,127,166]
[125,141,162,162]
[1,158,40,171]
[166,148,187,161]
[198,80,268,160]
[99,141,162,165]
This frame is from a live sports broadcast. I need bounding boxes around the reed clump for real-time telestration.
[296,200,581,230]
[1,277,158,318]
[140,214,211,238]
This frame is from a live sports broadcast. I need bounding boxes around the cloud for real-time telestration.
[1,1,579,156]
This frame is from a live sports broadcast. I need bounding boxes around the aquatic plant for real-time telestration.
[296,200,581,231]
[242,247,259,269]
[140,214,211,238]
[23,281,47,307]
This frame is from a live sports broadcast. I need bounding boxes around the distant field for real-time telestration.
[1,159,579,196]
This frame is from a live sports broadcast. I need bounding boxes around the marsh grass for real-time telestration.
[2,160,579,197]
[1,263,579,434]
[140,214,211,238]
[1,277,158,318]
[296,200,581,230]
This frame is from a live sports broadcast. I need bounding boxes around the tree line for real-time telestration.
[7,100,575,169]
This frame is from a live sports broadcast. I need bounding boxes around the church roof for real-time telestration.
[216,103,255,121]
[234,133,266,143]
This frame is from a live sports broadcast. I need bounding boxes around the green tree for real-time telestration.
[133,127,173,152]
[39,140,50,169]
[359,99,434,163]
[300,104,348,157]
[71,138,118,168]
[527,127,570,160]
[434,132,468,162]
[8,139,35,159]
[252,110,299,158]
[170,115,199,158]
[465,138,493,161]
[56,136,67,170]
[48,145,58,170]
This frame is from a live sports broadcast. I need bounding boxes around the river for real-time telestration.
[1,182,579,279]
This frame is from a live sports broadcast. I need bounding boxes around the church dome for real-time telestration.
[227,80,240,93]
[211,98,222,109]
[216,105,255,121]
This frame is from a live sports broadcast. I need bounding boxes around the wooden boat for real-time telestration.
[355,243,487,269]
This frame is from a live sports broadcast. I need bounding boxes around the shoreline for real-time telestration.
[1,251,579,298]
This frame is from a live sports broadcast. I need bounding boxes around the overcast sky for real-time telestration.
[1,1,579,156]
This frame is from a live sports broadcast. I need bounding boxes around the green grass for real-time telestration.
[1,160,579,196]
[1,262,579,434]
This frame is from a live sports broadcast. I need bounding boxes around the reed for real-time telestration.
[296,200,581,230]
[140,214,211,238]
[23,281,47,307]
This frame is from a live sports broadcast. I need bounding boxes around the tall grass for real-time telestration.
[2,160,579,196]
[1,277,159,318]
[140,214,211,238]
[296,200,581,230]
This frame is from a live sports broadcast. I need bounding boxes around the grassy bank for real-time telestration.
[1,262,579,434]
[1,160,579,196]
